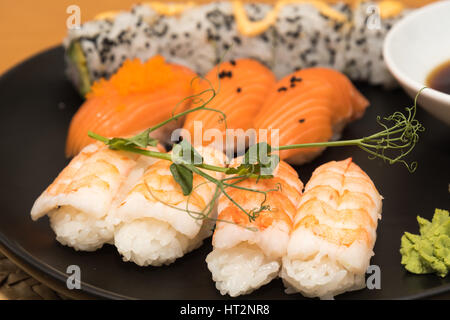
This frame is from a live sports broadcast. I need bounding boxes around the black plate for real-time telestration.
[0,46,449,300]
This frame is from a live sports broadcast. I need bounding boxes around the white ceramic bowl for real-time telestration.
[383,0,450,125]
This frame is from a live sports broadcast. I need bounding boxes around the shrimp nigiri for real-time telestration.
[30,142,162,251]
[66,55,197,157]
[182,59,276,154]
[281,158,382,299]
[254,68,369,165]
[206,159,303,297]
[111,145,227,266]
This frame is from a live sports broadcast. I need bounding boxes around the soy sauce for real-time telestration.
[426,60,450,95]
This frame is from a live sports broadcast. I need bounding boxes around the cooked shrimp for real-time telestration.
[281,158,382,299]
[206,159,303,297]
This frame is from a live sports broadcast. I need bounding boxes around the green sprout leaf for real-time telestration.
[126,129,158,148]
[225,142,280,178]
[170,163,194,196]
[89,129,158,151]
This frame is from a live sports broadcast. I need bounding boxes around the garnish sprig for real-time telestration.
[88,65,426,226]
[275,90,425,172]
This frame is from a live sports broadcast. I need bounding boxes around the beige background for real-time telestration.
[0,1,140,74]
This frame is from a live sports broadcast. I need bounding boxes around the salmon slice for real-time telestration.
[254,68,369,164]
[66,55,197,157]
[182,59,276,152]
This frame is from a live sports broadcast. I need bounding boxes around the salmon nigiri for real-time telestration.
[206,159,303,297]
[254,68,369,165]
[66,55,197,157]
[281,158,382,299]
[182,59,276,154]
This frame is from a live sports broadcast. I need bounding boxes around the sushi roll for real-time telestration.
[30,142,161,251]
[182,58,276,155]
[344,1,411,86]
[64,0,428,95]
[281,158,383,299]
[272,2,351,78]
[254,67,369,165]
[65,55,197,157]
[206,159,303,297]
[111,145,227,267]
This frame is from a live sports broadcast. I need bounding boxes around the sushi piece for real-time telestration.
[206,159,303,297]
[344,1,411,87]
[111,145,227,267]
[63,0,432,94]
[30,142,162,251]
[65,55,197,157]
[254,67,369,165]
[281,158,383,299]
[182,58,276,154]
[272,1,351,78]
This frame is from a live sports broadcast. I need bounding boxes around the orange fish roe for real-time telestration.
[87,55,175,98]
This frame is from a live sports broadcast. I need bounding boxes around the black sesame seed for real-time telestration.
[197,22,202,30]
[286,16,301,23]
[334,22,343,32]
[260,33,269,42]
[233,36,242,45]
[218,70,233,79]
[230,60,236,66]
[298,118,305,123]
[223,43,230,50]
[145,42,150,49]
[290,83,296,88]
[319,13,330,20]
[347,59,356,67]
[184,32,190,38]
[290,76,302,83]
[356,38,366,45]
[278,87,287,92]
[237,87,241,93]
[286,30,300,39]
[171,34,178,40]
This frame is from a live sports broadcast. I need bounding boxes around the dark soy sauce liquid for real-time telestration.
[426,60,450,95]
